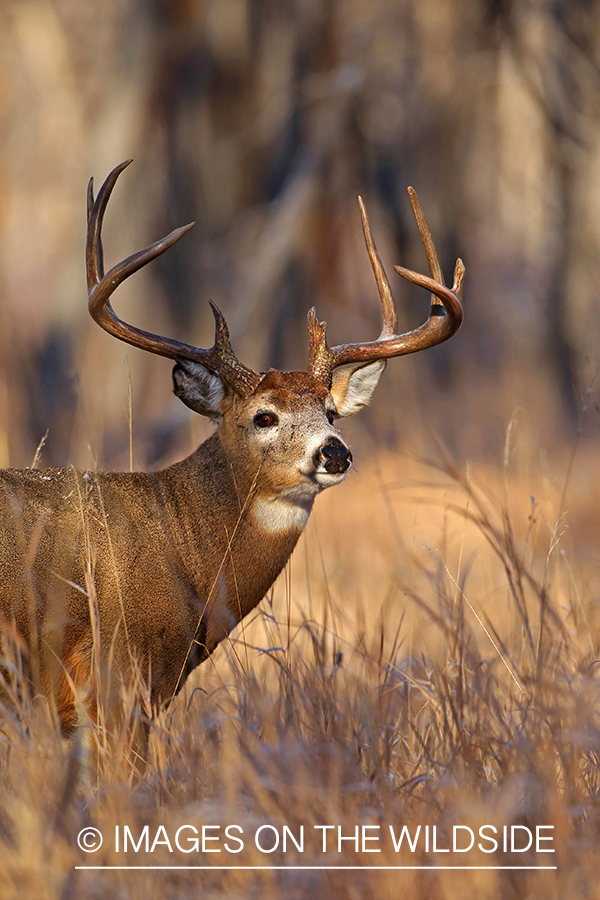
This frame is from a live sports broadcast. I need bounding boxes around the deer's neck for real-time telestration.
[158,433,311,645]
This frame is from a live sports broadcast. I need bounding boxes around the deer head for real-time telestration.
[87,161,464,528]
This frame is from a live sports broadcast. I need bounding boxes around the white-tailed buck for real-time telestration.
[0,161,463,735]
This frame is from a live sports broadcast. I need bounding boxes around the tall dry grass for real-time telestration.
[1,399,599,899]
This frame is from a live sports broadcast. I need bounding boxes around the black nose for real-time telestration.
[316,439,352,474]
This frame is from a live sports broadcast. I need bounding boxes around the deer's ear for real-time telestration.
[172,360,227,421]
[330,360,385,418]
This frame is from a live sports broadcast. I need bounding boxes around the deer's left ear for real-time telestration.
[330,360,385,418]
[172,359,228,421]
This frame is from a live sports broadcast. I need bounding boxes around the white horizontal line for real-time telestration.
[75,865,557,871]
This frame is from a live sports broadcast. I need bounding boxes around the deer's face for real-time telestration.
[225,369,352,494]
[173,359,386,532]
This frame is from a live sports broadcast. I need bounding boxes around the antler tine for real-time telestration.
[86,161,262,397]
[406,186,443,286]
[358,196,397,338]
[87,176,104,289]
[395,186,465,306]
[306,190,464,388]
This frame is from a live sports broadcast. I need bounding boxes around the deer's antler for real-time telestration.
[86,160,262,397]
[306,189,464,387]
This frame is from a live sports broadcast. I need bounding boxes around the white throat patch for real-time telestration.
[252,493,314,534]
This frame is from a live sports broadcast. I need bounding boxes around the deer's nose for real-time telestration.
[315,439,352,474]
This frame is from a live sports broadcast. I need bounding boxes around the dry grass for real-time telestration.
[1,411,600,900]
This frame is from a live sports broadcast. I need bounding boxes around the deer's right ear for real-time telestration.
[172,360,226,421]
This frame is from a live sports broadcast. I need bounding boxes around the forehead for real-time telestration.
[251,370,331,408]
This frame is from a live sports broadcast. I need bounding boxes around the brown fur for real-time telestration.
[0,370,356,733]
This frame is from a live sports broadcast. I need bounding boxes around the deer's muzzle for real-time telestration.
[316,439,352,475]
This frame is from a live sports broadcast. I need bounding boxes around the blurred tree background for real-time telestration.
[1,0,600,470]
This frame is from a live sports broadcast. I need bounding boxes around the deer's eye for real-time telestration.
[326,411,336,425]
[254,412,279,428]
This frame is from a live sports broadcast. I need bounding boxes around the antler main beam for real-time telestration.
[86,160,262,396]
[306,189,465,387]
